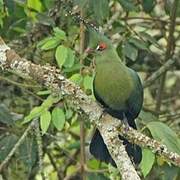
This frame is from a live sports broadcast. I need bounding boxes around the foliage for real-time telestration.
[0,0,180,179]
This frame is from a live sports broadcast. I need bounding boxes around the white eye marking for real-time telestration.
[96,45,100,50]
[96,43,107,51]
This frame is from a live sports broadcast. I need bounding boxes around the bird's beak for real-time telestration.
[85,47,94,54]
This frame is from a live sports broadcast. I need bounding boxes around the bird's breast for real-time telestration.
[94,63,134,111]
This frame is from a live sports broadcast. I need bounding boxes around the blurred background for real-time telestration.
[0,0,180,179]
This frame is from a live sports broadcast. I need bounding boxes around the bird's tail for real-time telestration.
[90,129,142,167]
[90,129,116,166]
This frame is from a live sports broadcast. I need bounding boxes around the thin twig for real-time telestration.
[0,120,36,172]
[103,11,120,32]
[119,16,180,25]
[47,152,63,180]
[0,75,41,88]
[155,0,179,113]
[79,8,86,180]
[35,121,46,180]
[60,0,99,32]
[0,75,44,101]
[143,57,176,88]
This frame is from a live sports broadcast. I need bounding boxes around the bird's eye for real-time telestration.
[96,42,107,51]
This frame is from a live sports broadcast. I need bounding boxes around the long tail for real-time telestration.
[90,129,116,166]
[90,129,142,167]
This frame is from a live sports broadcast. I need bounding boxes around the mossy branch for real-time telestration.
[0,37,180,179]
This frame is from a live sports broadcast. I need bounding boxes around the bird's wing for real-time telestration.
[126,69,143,124]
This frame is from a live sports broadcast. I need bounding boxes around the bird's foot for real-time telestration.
[99,108,108,119]
[122,114,130,131]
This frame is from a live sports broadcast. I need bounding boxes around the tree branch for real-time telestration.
[98,115,141,180]
[155,0,179,113]
[100,114,180,166]
[0,120,36,172]
[0,37,180,179]
[35,121,46,180]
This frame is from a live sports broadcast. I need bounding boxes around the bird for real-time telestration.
[86,30,143,167]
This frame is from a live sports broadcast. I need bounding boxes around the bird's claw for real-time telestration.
[122,114,130,131]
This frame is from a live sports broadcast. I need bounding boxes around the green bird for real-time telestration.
[87,31,143,167]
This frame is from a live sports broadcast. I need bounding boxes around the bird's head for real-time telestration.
[85,30,113,56]
[85,29,120,64]
[85,41,109,55]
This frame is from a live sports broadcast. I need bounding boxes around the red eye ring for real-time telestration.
[96,42,107,51]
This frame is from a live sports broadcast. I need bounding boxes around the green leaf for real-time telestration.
[91,0,109,24]
[40,37,61,50]
[142,0,155,13]
[140,148,155,177]
[66,165,77,176]
[118,0,137,11]
[37,37,52,48]
[55,45,68,68]
[129,37,148,50]
[123,42,138,61]
[63,48,75,68]
[41,95,61,108]
[23,95,60,124]
[83,75,93,91]
[37,90,51,95]
[52,107,65,131]
[0,0,3,7]
[139,110,158,124]
[23,106,44,124]
[65,109,74,120]
[53,27,67,41]
[11,27,26,34]
[0,19,3,28]
[67,141,80,150]
[36,13,55,26]
[43,0,55,9]
[0,134,18,161]
[0,104,14,125]
[27,0,43,12]
[147,121,180,154]
[19,137,37,170]
[157,163,180,180]
[63,63,83,73]
[40,110,51,134]
[0,133,18,162]
[69,73,82,85]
